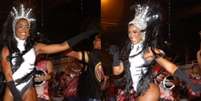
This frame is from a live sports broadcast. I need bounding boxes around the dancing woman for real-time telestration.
[111,3,201,100]
[0,4,97,101]
[111,4,161,101]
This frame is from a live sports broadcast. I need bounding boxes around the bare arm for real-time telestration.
[46,60,53,80]
[113,62,124,76]
[1,48,24,100]
[41,60,53,81]
[1,47,13,81]
[34,29,98,55]
[155,57,177,75]
[64,50,89,62]
[35,41,70,55]
[197,50,201,67]
[144,48,177,75]
[65,50,82,60]
[144,48,201,93]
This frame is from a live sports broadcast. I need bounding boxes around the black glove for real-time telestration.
[7,81,22,101]
[67,29,98,47]
[174,68,201,93]
[109,45,120,66]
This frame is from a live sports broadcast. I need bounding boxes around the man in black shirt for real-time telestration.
[65,34,107,101]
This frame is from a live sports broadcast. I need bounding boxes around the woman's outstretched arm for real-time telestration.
[35,30,98,55]
[144,47,201,93]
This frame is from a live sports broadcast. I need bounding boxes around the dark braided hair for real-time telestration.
[117,1,162,96]
[135,3,161,96]
[0,11,37,72]
[119,40,134,94]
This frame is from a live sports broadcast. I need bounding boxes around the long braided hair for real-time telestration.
[0,4,37,72]
[137,3,161,96]
[120,1,162,96]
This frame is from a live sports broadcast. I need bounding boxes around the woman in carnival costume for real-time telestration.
[110,3,162,101]
[111,2,201,101]
[0,4,97,101]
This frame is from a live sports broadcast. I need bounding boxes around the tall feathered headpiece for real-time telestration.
[129,4,160,42]
[10,4,35,35]
[129,4,159,30]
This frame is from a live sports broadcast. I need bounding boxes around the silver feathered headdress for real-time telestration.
[129,4,159,42]
[129,4,159,31]
[10,4,35,35]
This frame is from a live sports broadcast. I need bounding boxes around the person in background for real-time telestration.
[61,57,83,101]
[34,55,53,101]
[64,34,109,101]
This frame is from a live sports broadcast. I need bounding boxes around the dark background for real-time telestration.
[0,0,100,50]
[101,0,201,64]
